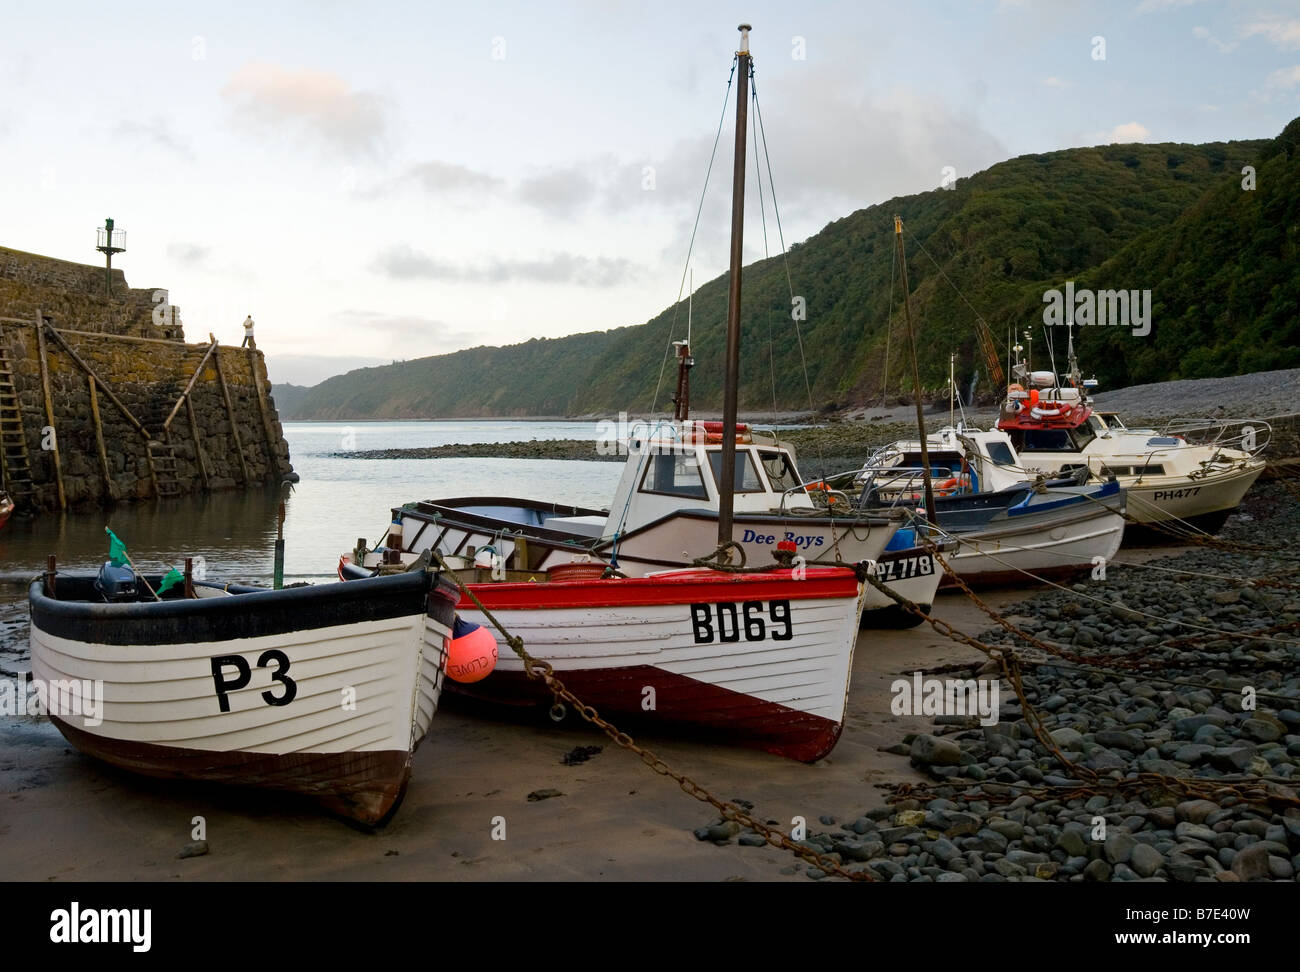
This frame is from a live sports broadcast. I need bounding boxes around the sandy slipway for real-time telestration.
[697,482,1300,881]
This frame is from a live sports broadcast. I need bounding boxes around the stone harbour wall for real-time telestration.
[1,320,293,512]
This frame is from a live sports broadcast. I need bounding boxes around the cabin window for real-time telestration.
[758,450,799,493]
[984,441,1016,465]
[1070,427,1097,450]
[897,451,963,477]
[1020,429,1075,451]
[1088,415,1109,433]
[1135,464,1166,476]
[639,453,708,498]
[708,450,765,493]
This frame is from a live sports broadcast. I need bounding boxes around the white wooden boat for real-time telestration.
[29,564,460,825]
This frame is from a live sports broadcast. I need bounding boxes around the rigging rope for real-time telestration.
[650,56,738,415]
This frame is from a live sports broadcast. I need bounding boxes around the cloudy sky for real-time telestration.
[3,0,1299,385]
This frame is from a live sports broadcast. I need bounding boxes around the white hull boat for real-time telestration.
[29,566,459,825]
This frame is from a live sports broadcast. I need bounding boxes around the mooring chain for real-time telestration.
[430,552,875,881]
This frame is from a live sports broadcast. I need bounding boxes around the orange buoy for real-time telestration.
[446,617,498,683]
[1028,388,1040,407]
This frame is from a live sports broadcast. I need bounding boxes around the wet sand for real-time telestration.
[0,589,1028,882]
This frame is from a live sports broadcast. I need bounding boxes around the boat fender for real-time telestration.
[446,617,498,683]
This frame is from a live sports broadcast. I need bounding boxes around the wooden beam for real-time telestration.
[87,372,114,501]
[42,323,151,441]
[33,311,65,510]
[185,394,211,492]
[247,347,280,483]
[162,339,219,432]
[212,342,250,485]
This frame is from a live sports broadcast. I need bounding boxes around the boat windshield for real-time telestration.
[758,450,800,493]
[984,440,1016,465]
[640,453,708,498]
[708,450,766,493]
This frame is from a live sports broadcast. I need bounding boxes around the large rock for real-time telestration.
[1230,843,1272,881]
[1130,842,1164,878]
[910,734,963,767]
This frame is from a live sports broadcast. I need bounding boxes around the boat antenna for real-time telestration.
[1065,321,1082,388]
[949,352,955,429]
[895,215,936,521]
[1042,322,1060,388]
[716,22,751,551]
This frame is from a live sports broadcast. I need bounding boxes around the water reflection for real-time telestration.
[1,422,627,597]
[1,485,284,585]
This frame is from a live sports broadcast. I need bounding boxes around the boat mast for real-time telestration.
[717,23,751,549]
[894,215,936,520]
[672,269,694,422]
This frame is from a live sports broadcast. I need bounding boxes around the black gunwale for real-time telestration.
[31,570,459,646]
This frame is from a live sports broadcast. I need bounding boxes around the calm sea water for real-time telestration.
[0,421,624,594]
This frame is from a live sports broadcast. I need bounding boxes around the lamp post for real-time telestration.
[95,218,126,298]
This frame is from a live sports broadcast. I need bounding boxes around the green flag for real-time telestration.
[157,568,185,596]
[106,527,129,567]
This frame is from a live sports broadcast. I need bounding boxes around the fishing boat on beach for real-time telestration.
[997,329,1266,535]
[343,559,869,761]
[29,556,460,825]
[336,27,873,761]
[853,425,1128,586]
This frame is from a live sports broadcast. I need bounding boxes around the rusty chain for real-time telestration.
[431,550,876,881]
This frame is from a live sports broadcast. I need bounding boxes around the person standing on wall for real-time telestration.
[241,314,255,349]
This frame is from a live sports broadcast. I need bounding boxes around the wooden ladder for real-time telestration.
[147,438,180,498]
[0,343,35,506]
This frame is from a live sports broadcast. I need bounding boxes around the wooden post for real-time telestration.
[45,555,57,597]
[161,338,219,432]
[247,346,281,483]
[185,395,211,491]
[212,342,250,485]
[184,557,194,598]
[87,372,114,501]
[34,313,66,510]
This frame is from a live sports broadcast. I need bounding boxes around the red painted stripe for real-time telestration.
[445,663,842,762]
[457,566,859,610]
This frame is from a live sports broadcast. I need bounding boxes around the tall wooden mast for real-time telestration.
[717,23,751,549]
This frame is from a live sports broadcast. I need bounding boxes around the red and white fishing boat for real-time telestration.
[997,328,1266,534]
[338,27,872,762]
[341,559,868,762]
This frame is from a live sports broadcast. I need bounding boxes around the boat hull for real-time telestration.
[448,567,866,762]
[1119,462,1263,530]
[938,500,1126,587]
[29,571,457,825]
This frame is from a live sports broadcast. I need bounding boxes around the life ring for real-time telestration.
[936,475,970,497]
[1031,403,1066,419]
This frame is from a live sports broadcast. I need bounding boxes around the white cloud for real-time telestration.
[1192,25,1238,53]
[372,244,640,287]
[1091,121,1152,143]
[1042,76,1069,87]
[222,62,387,157]
[1265,64,1300,90]
[1242,16,1300,50]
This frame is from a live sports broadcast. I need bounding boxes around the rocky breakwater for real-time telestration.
[693,481,1300,880]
